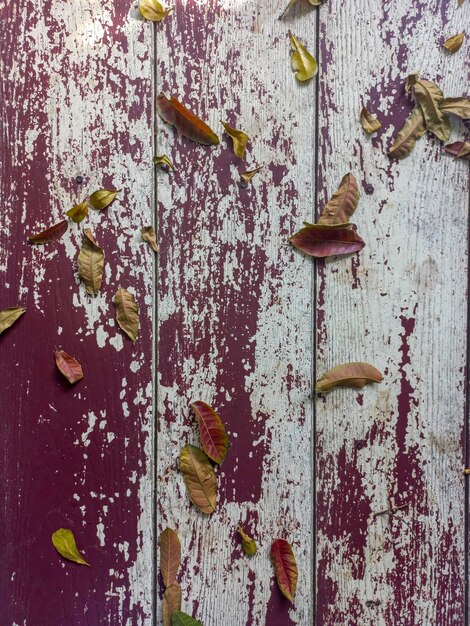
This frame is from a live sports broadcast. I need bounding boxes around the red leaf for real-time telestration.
[191,401,229,465]
[444,141,470,160]
[270,539,298,602]
[28,220,68,244]
[54,350,84,384]
[157,94,220,145]
[289,224,365,258]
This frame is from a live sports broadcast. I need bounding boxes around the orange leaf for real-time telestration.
[315,362,383,392]
[271,539,298,602]
[28,220,68,244]
[191,401,229,465]
[160,528,181,588]
[54,350,84,384]
[157,94,219,145]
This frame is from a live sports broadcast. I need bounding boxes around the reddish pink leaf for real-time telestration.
[156,94,220,146]
[54,350,84,384]
[28,220,68,244]
[271,539,298,602]
[289,224,365,258]
[191,401,229,465]
[444,141,470,160]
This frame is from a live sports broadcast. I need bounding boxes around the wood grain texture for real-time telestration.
[156,1,317,624]
[316,1,469,625]
[0,2,154,624]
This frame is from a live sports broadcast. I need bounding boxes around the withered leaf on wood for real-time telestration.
[238,527,257,557]
[28,220,68,244]
[240,166,262,186]
[407,74,451,142]
[271,539,298,602]
[388,106,426,159]
[318,173,359,225]
[444,141,470,160]
[141,226,159,253]
[0,307,25,336]
[443,32,465,53]
[113,287,139,342]
[66,200,89,224]
[160,528,181,588]
[289,31,318,82]
[52,528,90,566]
[179,444,217,514]
[221,122,250,159]
[163,584,182,626]
[360,107,381,134]
[290,223,365,258]
[54,350,84,384]
[440,97,470,119]
[315,362,383,392]
[154,155,175,170]
[157,94,220,145]
[78,229,104,297]
[191,401,229,465]
[89,189,120,211]
[139,0,173,21]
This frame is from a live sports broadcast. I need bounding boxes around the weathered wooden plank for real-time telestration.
[156,1,317,624]
[0,2,154,624]
[316,1,469,624]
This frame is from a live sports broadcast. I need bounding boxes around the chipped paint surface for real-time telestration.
[0,1,154,624]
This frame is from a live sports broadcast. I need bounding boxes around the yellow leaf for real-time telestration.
[289,31,318,82]
[221,121,250,159]
[154,155,175,170]
[89,189,120,211]
[52,528,90,566]
[440,97,470,119]
[443,32,465,53]
[359,107,381,134]
[113,287,139,342]
[78,229,105,297]
[66,200,89,224]
[240,166,262,186]
[139,0,173,21]
[142,226,159,253]
[179,444,217,514]
[238,527,257,557]
[0,307,25,335]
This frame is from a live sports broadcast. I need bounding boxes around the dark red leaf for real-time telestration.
[271,539,298,602]
[191,401,229,465]
[444,141,470,160]
[28,220,68,244]
[289,224,365,258]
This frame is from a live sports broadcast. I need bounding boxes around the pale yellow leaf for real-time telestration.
[89,189,120,211]
[113,287,139,342]
[52,528,90,566]
[221,122,250,159]
[443,32,465,53]
[359,107,381,134]
[139,0,173,21]
[78,229,104,297]
[289,31,318,81]
[0,307,25,335]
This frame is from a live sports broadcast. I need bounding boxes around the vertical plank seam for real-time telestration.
[466,179,470,626]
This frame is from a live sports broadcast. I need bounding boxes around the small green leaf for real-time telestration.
[52,528,90,566]
[172,612,203,626]
[89,189,120,211]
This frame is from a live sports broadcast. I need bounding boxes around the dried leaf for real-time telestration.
[52,528,90,566]
[139,0,173,21]
[443,32,465,53]
[289,31,318,82]
[238,527,257,557]
[458,0,465,5]
[89,189,120,211]
[154,155,175,170]
[290,224,365,258]
[0,307,25,336]
[28,220,68,244]
[160,528,181,588]
[409,74,451,142]
[54,350,84,384]
[191,401,229,465]
[179,444,216,514]
[78,229,104,297]
[163,584,182,626]
[315,362,383,393]
[444,141,470,160]
[279,0,323,20]
[240,166,262,185]
[360,107,381,134]
[221,122,250,159]
[142,226,159,253]
[66,200,89,224]
[271,539,298,602]
[113,287,139,342]
[440,97,470,119]
[171,613,203,626]
[318,173,359,225]
[157,94,219,146]
[388,106,426,159]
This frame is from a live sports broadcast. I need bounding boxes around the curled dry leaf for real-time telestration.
[289,31,318,82]
[315,362,383,393]
[142,226,159,253]
[388,106,426,159]
[89,189,120,211]
[240,166,262,186]
[238,527,257,557]
[271,539,298,602]
[160,528,181,588]
[440,97,470,119]
[52,528,90,566]
[171,613,203,626]
[78,229,104,297]
[279,0,324,20]
[113,287,139,342]
[0,307,25,335]
[221,121,250,159]
[360,107,381,134]
[290,224,365,258]
[444,141,470,160]
[443,32,465,53]
[408,74,451,142]
[318,173,359,225]
[66,200,89,224]
[54,350,84,384]
[28,219,68,244]
[179,444,216,514]
[154,155,175,170]
[157,94,219,146]
[139,0,173,21]
[191,401,229,465]
[163,584,182,626]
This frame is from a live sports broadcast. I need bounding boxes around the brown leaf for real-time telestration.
[66,200,89,224]
[271,539,298,602]
[360,107,381,134]
[444,141,470,160]
[160,528,181,588]
[443,32,465,53]
[440,97,470,119]
[179,444,216,514]
[89,189,120,211]
[240,166,262,186]
[54,350,84,384]
[221,121,250,159]
[78,229,105,297]
[113,287,139,342]
[317,173,359,225]
[290,224,365,258]
[139,0,173,21]
[141,226,159,253]
[0,307,25,336]
[191,401,229,465]
[154,155,175,170]
[157,94,219,145]
[315,361,383,393]
[238,527,257,557]
[163,584,182,626]
[28,220,68,244]
[52,528,90,566]
[388,106,426,159]
[408,74,451,142]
